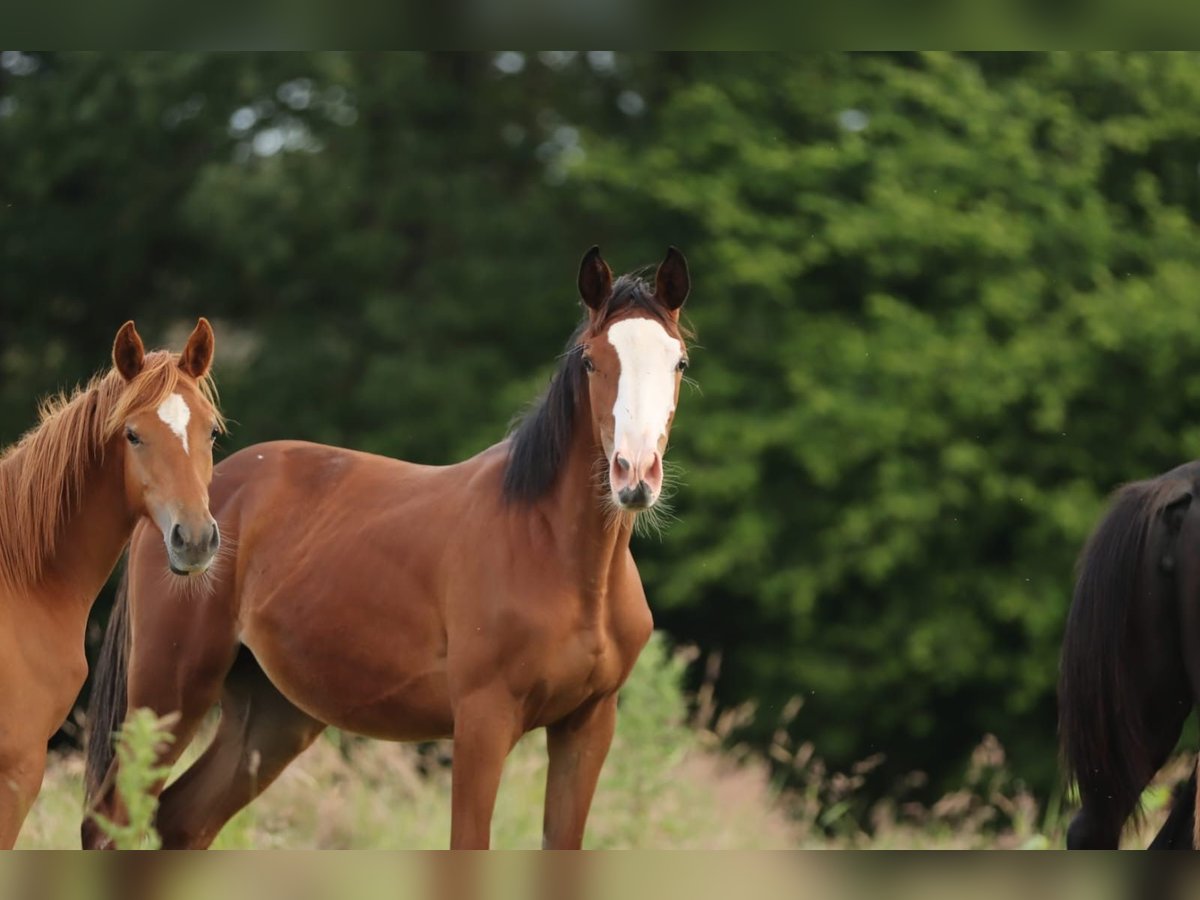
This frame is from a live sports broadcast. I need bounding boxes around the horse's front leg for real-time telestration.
[0,744,47,848]
[542,694,618,850]
[449,688,522,849]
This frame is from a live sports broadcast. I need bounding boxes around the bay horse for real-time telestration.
[83,247,693,849]
[1059,459,1200,849]
[0,319,221,847]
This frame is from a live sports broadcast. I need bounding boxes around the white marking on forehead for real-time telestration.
[607,318,682,454]
[156,393,191,455]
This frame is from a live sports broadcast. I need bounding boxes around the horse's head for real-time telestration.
[576,246,691,512]
[110,319,223,576]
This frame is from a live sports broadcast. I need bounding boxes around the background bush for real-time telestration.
[5,52,1200,802]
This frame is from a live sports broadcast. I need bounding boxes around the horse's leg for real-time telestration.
[1067,794,1131,850]
[1147,762,1197,849]
[449,690,522,849]
[0,746,46,848]
[1067,697,1190,849]
[83,632,237,848]
[154,651,323,849]
[542,695,617,849]
[1144,536,1200,851]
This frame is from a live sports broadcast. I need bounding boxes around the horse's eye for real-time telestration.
[677,358,689,372]
[125,428,141,446]
[583,357,595,374]
[210,426,220,442]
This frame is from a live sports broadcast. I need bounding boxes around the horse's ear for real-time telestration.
[655,246,690,311]
[578,245,613,311]
[1163,491,1193,535]
[1160,490,1193,573]
[112,321,145,382]
[179,317,215,379]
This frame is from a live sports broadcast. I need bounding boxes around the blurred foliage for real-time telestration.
[5,52,1200,802]
[87,709,177,849]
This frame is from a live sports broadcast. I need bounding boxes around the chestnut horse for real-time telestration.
[0,319,221,847]
[83,247,693,849]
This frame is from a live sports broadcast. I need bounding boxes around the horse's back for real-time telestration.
[212,439,436,508]
[200,439,498,739]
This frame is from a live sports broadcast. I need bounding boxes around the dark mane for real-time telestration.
[503,273,679,503]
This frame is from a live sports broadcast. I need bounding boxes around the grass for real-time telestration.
[15,633,1194,849]
[22,635,795,850]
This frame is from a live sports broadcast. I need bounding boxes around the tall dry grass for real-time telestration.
[18,634,1192,849]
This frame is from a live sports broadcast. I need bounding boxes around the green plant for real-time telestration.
[86,709,178,850]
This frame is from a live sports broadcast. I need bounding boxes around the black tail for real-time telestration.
[1059,477,1185,835]
[84,564,131,802]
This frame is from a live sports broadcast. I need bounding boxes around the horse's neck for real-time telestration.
[24,442,133,611]
[542,414,634,595]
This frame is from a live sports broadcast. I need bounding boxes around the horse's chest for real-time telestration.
[0,601,89,740]
[525,625,638,727]
[567,631,624,690]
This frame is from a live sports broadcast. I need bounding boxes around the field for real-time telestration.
[14,633,1188,851]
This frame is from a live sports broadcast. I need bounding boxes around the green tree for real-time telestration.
[571,52,1200,795]
[7,52,1200,805]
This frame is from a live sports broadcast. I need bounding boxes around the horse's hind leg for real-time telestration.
[1067,698,1190,849]
[1147,762,1197,849]
[1068,796,1130,850]
[154,649,323,849]
[83,617,238,848]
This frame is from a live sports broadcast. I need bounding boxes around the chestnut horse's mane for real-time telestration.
[0,351,222,592]
[503,271,689,503]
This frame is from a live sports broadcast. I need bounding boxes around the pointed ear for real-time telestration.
[655,246,690,311]
[179,317,215,379]
[1160,489,1193,573]
[1163,490,1192,533]
[578,245,613,311]
[112,321,145,382]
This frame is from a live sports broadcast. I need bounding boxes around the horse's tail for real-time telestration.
[84,562,131,802]
[1058,476,1186,832]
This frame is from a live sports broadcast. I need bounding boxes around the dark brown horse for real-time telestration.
[0,319,221,846]
[1059,460,1200,849]
[83,247,693,849]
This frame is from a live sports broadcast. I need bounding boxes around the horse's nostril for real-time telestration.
[618,481,652,508]
[615,455,631,473]
[170,523,185,549]
[208,523,220,551]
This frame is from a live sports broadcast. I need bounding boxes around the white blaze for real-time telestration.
[607,318,681,457]
[157,393,191,455]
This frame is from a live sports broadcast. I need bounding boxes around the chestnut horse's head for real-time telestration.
[110,319,223,576]
[576,246,691,512]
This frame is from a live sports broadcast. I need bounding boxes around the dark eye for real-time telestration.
[677,358,689,372]
[210,426,220,442]
[583,357,595,373]
[125,428,141,446]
